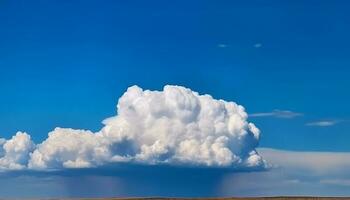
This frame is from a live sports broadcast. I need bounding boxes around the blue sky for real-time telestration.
[1,0,350,197]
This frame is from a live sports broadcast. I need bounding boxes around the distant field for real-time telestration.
[8,197,350,200]
[83,197,350,200]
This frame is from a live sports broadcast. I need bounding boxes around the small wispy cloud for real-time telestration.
[306,120,341,127]
[250,109,303,119]
[254,43,262,48]
[218,43,229,48]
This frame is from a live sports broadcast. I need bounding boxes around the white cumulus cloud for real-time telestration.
[0,85,266,171]
[0,132,35,170]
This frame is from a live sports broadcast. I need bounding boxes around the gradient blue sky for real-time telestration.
[1,0,350,197]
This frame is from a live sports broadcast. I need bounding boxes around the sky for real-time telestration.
[1,0,350,198]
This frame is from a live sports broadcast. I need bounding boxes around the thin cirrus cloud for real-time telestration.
[250,109,303,119]
[306,120,341,127]
[0,85,266,172]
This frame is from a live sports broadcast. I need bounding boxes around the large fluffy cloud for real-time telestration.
[0,132,35,170]
[0,85,265,171]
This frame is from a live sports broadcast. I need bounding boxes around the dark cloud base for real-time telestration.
[0,164,266,198]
